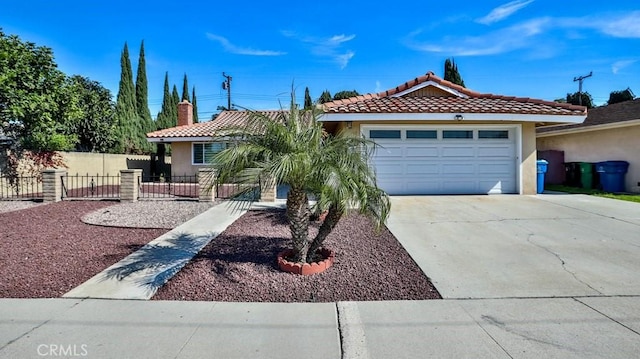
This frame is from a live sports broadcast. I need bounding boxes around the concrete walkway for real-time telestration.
[1,297,639,358]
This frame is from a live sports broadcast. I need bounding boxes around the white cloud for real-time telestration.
[593,11,640,38]
[206,33,286,56]
[407,18,550,56]
[476,0,535,25]
[282,31,356,69]
[375,80,383,93]
[612,60,637,74]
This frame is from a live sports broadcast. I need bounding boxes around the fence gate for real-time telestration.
[0,175,43,201]
[61,173,121,200]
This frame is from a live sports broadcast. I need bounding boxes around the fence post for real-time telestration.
[120,169,142,202]
[260,175,277,202]
[42,168,67,203]
[198,168,216,202]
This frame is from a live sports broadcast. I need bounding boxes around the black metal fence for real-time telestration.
[0,175,43,200]
[61,173,120,200]
[138,174,199,200]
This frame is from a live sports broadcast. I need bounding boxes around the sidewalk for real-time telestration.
[1,297,639,358]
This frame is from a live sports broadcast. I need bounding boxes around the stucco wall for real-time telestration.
[171,142,200,177]
[60,152,171,177]
[537,125,640,193]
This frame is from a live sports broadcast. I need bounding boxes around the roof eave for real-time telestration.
[537,118,640,137]
[319,113,587,123]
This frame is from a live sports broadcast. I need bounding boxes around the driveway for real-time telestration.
[387,194,640,299]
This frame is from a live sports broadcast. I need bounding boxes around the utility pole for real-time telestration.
[573,71,593,106]
[222,72,232,110]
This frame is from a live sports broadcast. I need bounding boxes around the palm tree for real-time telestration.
[213,94,390,264]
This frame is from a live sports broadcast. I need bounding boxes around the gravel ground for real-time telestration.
[0,200,45,214]
[81,200,218,229]
[0,201,167,298]
[154,209,441,302]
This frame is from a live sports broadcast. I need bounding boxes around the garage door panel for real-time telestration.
[406,181,441,194]
[374,163,403,175]
[406,146,439,157]
[442,163,475,174]
[478,162,513,175]
[442,146,476,157]
[406,163,439,174]
[375,146,403,158]
[478,146,515,157]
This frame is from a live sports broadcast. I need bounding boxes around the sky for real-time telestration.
[2,1,639,121]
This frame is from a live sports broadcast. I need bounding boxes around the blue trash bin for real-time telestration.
[536,159,548,194]
[595,161,629,192]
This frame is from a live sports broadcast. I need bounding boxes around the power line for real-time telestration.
[573,71,593,106]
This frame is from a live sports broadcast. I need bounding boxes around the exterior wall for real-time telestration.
[537,125,640,193]
[404,86,454,98]
[171,142,200,177]
[59,152,171,176]
[521,123,537,195]
[349,119,538,195]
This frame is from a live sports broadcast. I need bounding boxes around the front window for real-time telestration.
[193,142,229,164]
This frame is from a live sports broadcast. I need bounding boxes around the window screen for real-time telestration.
[193,142,228,164]
[443,130,473,139]
[406,130,437,139]
[369,130,401,139]
[478,130,509,139]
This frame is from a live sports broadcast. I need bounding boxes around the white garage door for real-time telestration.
[365,126,518,195]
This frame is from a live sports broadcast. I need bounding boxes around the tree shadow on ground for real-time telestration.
[100,231,216,294]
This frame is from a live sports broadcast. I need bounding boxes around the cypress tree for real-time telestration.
[114,42,139,153]
[181,74,190,102]
[444,58,465,87]
[171,84,180,125]
[192,86,199,123]
[135,41,153,133]
[156,72,174,129]
[319,90,332,104]
[304,87,312,110]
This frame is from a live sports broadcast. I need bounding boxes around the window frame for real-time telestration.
[192,142,229,165]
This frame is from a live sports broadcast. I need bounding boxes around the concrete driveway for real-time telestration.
[387,194,640,299]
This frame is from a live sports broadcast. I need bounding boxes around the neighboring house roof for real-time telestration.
[537,98,640,136]
[147,110,283,142]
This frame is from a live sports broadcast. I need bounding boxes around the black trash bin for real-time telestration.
[564,162,581,187]
[596,161,629,192]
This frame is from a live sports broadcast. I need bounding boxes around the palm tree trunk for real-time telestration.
[286,187,310,262]
[306,204,343,263]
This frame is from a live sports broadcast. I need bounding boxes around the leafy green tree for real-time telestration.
[444,58,465,87]
[181,74,190,102]
[303,87,313,110]
[67,76,117,152]
[608,88,634,105]
[566,92,594,108]
[0,29,78,151]
[213,94,390,264]
[333,90,360,100]
[135,40,153,135]
[192,86,199,123]
[318,90,332,104]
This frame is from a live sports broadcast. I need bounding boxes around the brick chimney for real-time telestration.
[177,100,193,126]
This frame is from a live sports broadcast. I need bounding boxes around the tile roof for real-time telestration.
[322,71,586,116]
[147,110,283,139]
[537,98,640,134]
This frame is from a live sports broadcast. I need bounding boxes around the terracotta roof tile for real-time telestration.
[146,110,282,138]
[322,71,586,116]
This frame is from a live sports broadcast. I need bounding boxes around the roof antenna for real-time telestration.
[573,71,593,106]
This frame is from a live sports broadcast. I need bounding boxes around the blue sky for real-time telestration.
[2,1,639,120]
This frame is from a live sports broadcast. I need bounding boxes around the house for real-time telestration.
[147,71,586,195]
[537,99,640,193]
